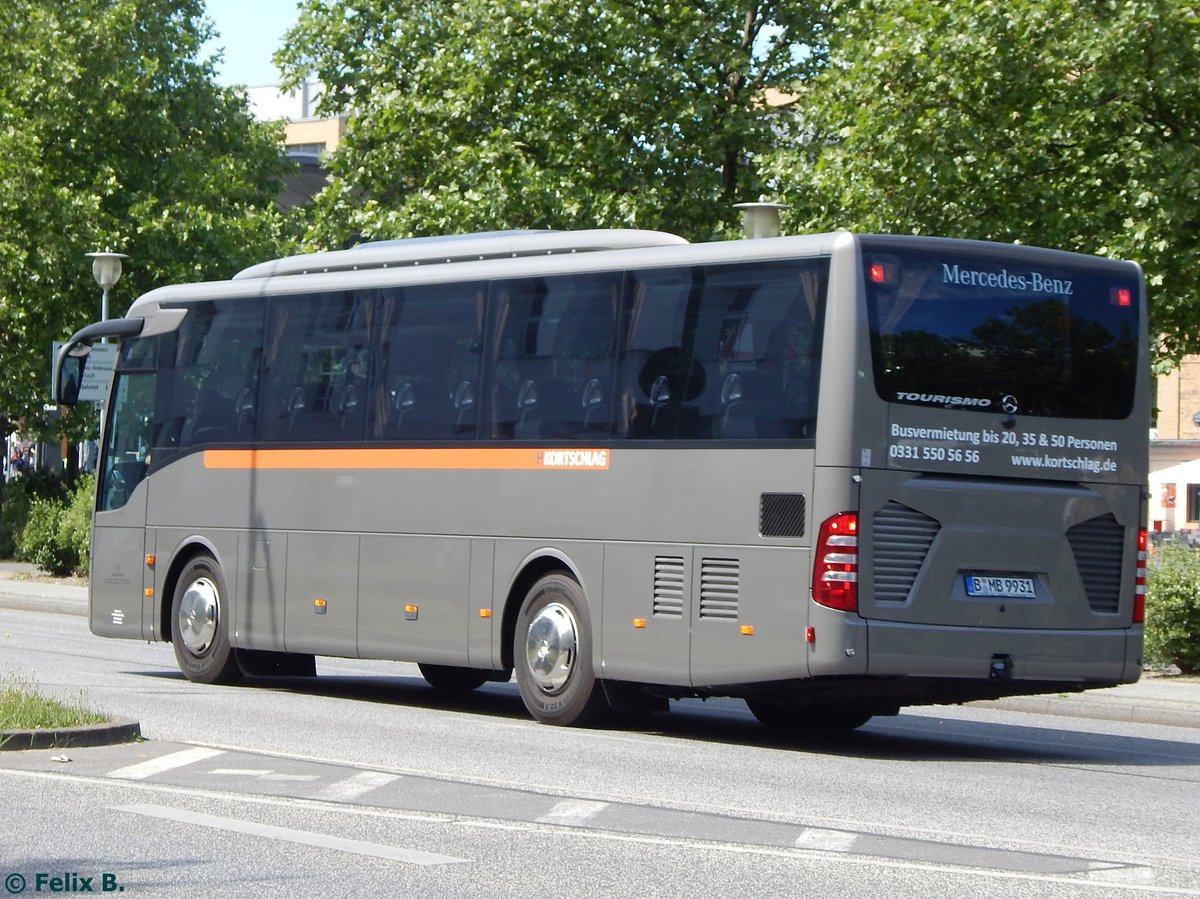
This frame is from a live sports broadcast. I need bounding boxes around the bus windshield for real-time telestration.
[863,244,1140,420]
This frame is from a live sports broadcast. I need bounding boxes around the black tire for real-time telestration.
[418,663,489,692]
[236,649,317,678]
[746,699,873,735]
[171,555,242,685]
[513,573,609,726]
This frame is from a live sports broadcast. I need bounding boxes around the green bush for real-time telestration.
[59,475,94,575]
[1144,543,1200,674]
[0,468,66,559]
[14,474,93,577]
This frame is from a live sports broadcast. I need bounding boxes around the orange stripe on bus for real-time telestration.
[203,447,611,471]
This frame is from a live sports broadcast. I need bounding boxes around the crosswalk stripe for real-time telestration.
[536,799,608,826]
[107,747,225,781]
[314,771,400,802]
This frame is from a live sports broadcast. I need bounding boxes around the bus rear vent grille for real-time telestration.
[653,556,685,618]
[699,558,739,620]
[1066,514,1124,614]
[760,493,806,537]
[873,502,940,603]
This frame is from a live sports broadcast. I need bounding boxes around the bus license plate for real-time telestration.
[964,576,1036,598]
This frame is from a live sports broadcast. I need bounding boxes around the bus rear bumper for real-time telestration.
[865,619,1142,685]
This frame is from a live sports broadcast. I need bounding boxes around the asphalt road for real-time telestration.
[3,605,1199,898]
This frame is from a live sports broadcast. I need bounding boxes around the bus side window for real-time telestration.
[621,260,827,441]
[259,291,371,444]
[154,301,264,460]
[375,283,484,441]
[487,274,620,441]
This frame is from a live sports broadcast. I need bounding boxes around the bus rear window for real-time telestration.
[864,247,1139,420]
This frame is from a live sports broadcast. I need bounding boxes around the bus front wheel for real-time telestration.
[171,555,242,685]
[514,573,608,726]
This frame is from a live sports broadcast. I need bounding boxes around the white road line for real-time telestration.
[795,829,859,852]
[536,799,608,826]
[208,769,322,782]
[114,804,468,866]
[314,771,400,803]
[107,747,225,781]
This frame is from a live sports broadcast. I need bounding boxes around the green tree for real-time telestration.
[768,0,1200,363]
[0,0,296,432]
[277,0,829,246]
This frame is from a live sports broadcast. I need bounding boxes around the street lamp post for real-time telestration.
[85,250,129,326]
[83,250,128,458]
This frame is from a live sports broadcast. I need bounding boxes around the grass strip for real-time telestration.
[0,674,108,730]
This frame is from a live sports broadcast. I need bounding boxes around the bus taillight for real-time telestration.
[1134,528,1147,624]
[813,512,858,612]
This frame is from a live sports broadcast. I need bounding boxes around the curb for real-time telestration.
[969,695,1200,730]
[0,717,141,751]
[0,594,87,617]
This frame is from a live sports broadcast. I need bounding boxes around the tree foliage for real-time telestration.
[0,0,295,430]
[277,0,829,245]
[769,0,1200,363]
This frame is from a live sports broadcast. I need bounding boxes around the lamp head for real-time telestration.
[86,251,129,290]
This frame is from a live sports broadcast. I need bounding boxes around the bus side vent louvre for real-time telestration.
[1066,514,1124,614]
[653,556,686,618]
[699,558,740,619]
[759,492,806,538]
[872,502,941,603]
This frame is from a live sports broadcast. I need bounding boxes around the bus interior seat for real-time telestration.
[628,348,706,438]
[717,369,784,439]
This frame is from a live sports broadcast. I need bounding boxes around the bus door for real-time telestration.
[91,360,157,641]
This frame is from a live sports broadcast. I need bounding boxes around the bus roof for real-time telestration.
[233,229,690,280]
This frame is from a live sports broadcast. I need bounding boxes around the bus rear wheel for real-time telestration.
[746,699,873,735]
[514,573,609,726]
[171,555,242,685]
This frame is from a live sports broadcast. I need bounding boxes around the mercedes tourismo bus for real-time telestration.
[54,229,1149,731]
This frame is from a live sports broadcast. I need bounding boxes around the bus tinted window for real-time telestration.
[259,292,372,442]
[865,248,1139,419]
[375,282,484,440]
[155,300,264,457]
[621,260,827,439]
[488,273,622,439]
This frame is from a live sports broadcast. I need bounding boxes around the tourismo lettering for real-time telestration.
[895,392,992,408]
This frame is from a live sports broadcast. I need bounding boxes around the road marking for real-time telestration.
[315,771,400,803]
[107,747,225,781]
[114,804,469,866]
[795,829,859,852]
[209,768,322,782]
[536,799,608,826]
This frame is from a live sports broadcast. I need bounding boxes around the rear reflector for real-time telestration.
[1134,528,1147,624]
[813,512,858,612]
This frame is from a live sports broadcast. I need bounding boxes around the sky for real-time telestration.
[200,0,303,87]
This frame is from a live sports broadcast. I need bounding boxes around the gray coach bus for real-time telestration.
[54,229,1148,732]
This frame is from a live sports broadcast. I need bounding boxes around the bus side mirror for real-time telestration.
[55,344,90,406]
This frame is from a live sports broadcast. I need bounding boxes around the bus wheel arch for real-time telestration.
[499,551,584,672]
[158,539,225,644]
